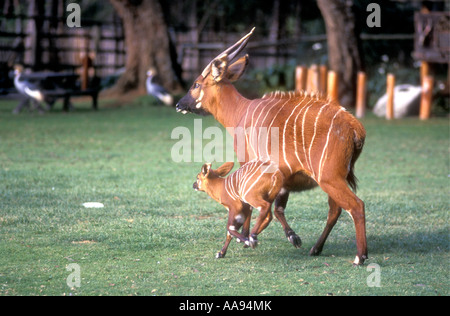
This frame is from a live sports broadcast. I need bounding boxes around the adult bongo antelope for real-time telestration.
[176,28,368,265]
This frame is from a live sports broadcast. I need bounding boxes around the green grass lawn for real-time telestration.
[0,98,448,296]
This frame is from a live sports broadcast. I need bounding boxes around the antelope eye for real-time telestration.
[194,83,200,89]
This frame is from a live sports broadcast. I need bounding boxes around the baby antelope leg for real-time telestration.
[227,224,250,246]
[216,215,249,258]
[216,231,233,258]
[249,202,272,249]
[237,203,252,248]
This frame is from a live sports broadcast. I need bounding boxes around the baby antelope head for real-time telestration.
[193,163,211,192]
[193,162,235,193]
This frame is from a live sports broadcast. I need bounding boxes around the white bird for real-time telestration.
[146,69,173,106]
[13,66,49,114]
[14,67,44,102]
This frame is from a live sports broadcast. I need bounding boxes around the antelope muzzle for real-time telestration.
[175,93,193,114]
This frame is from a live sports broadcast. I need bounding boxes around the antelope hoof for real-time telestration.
[288,232,302,248]
[249,235,258,249]
[236,238,250,248]
[216,252,226,259]
[309,246,322,256]
[352,255,368,266]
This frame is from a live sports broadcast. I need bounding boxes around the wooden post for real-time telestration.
[81,54,90,91]
[355,71,366,118]
[386,73,395,120]
[327,70,338,101]
[295,66,307,92]
[307,64,319,93]
[419,75,434,120]
[420,61,429,86]
[319,65,328,94]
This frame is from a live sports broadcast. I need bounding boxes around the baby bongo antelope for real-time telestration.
[193,160,285,258]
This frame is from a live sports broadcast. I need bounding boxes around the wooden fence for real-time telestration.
[296,63,436,120]
[1,14,324,88]
[1,13,419,90]
[0,14,125,78]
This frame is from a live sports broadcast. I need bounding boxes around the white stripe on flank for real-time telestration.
[301,100,316,172]
[250,91,282,160]
[293,99,313,169]
[245,94,274,160]
[225,177,231,199]
[253,97,280,158]
[264,98,291,163]
[248,100,265,159]
[282,94,308,174]
[242,99,256,160]
[267,169,281,197]
[242,162,273,200]
[258,97,285,160]
[232,167,243,200]
[225,176,239,201]
[307,102,329,179]
[317,108,344,183]
[261,92,293,160]
[240,161,260,197]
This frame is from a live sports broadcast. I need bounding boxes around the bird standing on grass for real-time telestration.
[13,66,48,114]
[146,68,173,106]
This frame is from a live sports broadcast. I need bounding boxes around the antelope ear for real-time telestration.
[215,162,234,177]
[201,163,212,176]
[226,55,249,82]
[211,55,229,82]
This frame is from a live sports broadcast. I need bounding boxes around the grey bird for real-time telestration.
[13,66,49,113]
[146,68,173,106]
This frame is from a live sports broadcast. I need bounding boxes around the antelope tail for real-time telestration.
[347,124,366,192]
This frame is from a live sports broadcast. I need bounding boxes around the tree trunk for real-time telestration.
[267,0,280,67]
[317,0,362,108]
[108,0,182,96]
[24,0,45,71]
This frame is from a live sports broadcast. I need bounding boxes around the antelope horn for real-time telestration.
[201,27,255,78]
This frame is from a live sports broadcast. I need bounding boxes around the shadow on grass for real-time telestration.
[242,226,450,264]
[368,228,448,255]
